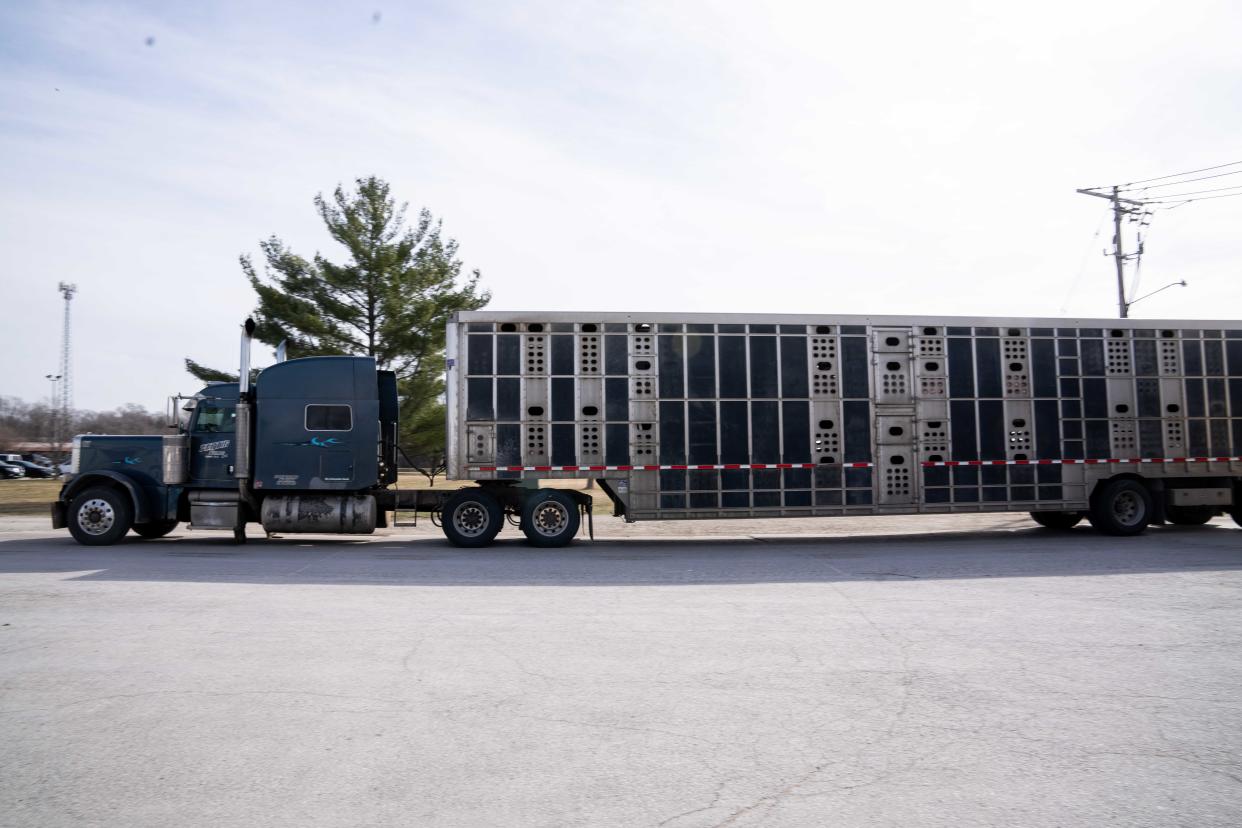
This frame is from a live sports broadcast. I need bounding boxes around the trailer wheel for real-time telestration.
[67,487,133,546]
[1029,511,1082,530]
[520,491,580,548]
[133,520,179,539]
[442,489,504,548]
[1165,505,1215,526]
[1087,479,1152,536]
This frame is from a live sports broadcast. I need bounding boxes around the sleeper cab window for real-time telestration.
[305,404,353,431]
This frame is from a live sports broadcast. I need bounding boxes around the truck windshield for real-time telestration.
[194,404,236,433]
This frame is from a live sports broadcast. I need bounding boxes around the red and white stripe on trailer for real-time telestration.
[469,462,874,473]
[920,456,1242,467]
[468,457,1242,473]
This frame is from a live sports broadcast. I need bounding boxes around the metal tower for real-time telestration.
[57,282,76,428]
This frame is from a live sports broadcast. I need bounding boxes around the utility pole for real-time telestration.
[1075,186,1145,318]
[45,373,62,455]
[57,282,76,434]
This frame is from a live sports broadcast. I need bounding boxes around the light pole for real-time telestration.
[45,373,62,457]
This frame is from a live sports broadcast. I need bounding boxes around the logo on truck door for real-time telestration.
[198,439,231,458]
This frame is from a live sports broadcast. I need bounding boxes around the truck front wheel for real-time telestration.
[67,487,134,546]
[441,489,504,548]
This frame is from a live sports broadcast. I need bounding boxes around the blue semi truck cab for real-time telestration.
[52,320,417,544]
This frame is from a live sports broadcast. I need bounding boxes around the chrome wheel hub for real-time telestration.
[77,498,115,536]
[531,501,569,537]
[452,502,489,538]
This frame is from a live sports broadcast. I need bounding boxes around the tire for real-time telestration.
[67,486,134,546]
[520,491,581,548]
[1087,479,1153,536]
[133,520,179,539]
[442,489,504,548]
[1030,511,1082,530]
[1165,505,1215,526]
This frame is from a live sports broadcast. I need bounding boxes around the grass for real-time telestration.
[0,478,61,515]
[0,474,615,517]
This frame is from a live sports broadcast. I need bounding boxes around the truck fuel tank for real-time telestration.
[260,494,377,534]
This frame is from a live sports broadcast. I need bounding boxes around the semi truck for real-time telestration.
[53,312,1242,547]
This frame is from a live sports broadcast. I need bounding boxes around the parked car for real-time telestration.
[0,460,26,479]
[6,459,56,478]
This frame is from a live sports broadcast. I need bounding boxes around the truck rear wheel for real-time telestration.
[520,491,580,547]
[1087,479,1152,536]
[67,487,133,546]
[1165,505,1215,526]
[1029,511,1082,530]
[442,489,504,548]
[133,520,179,539]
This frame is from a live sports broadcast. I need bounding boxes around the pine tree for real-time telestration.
[187,176,489,464]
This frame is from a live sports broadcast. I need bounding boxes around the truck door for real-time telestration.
[189,401,237,487]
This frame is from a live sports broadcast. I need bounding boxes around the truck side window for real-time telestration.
[194,404,236,433]
[306,404,352,431]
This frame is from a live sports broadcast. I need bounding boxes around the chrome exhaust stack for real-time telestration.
[233,318,257,538]
[234,318,256,483]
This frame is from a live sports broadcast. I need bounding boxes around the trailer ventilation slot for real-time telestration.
[580,335,600,373]
[525,425,546,459]
[1106,338,1132,374]
[1164,420,1184,451]
[580,425,600,457]
[524,334,547,374]
[811,336,839,396]
[630,423,656,458]
[1111,421,1137,453]
[1159,339,1179,374]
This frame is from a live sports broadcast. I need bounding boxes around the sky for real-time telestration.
[1,0,1240,411]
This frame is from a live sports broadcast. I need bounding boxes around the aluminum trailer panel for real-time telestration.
[447,312,1242,522]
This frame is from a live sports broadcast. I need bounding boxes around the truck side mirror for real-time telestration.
[166,397,179,430]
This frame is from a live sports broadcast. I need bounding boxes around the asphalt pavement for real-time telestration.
[2,516,1241,827]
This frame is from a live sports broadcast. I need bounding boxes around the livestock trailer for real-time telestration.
[442,311,1242,544]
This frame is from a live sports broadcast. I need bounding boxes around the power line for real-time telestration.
[1059,207,1110,314]
[1122,168,1242,191]
[1120,159,1242,187]
[1141,183,1242,198]
[1149,191,1242,205]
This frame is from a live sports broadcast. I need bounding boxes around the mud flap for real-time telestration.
[50,501,66,530]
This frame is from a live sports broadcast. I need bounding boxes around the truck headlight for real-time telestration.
[70,436,81,475]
